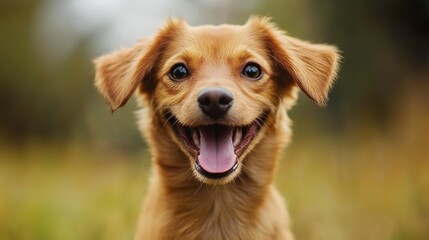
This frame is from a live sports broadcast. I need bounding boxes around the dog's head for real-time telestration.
[94,17,340,184]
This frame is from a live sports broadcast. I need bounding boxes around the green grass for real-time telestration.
[278,136,429,240]
[1,102,428,239]
[0,144,150,240]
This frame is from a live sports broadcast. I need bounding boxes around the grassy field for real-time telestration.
[1,100,428,240]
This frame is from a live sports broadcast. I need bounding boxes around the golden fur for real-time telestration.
[94,17,340,240]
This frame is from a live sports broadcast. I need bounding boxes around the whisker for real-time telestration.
[205,182,210,193]
[193,182,204,195]
[171,119,181,128]
[163,114,175,128]
[238,174,247,186]
[185,168,194,183]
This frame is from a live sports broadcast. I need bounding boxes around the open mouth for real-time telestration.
[166,113,266,179]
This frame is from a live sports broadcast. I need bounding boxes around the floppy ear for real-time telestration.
[248,17,341,105]
[277,36,340,105]
[94,43,145,111]
[94,18,185,111]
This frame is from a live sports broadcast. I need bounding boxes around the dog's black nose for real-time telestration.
[197,87,233,119]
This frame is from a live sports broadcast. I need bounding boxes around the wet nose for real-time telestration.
[197,87,233,119]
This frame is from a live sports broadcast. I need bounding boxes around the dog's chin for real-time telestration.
[165,112,267,185]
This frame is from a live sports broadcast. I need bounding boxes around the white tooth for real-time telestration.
[233,128,242,146]
[192,129,200,147]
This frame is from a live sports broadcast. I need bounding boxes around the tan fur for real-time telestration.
[94,16,340,240]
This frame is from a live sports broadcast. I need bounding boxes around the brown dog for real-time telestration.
[94,17,340,240]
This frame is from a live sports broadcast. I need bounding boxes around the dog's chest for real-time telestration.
[159,187,269,240]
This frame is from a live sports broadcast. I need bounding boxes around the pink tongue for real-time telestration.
[198,126,236,173]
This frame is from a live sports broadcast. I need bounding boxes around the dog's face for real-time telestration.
[94,17,340,184]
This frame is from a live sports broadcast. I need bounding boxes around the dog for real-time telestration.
[94,16,340,240]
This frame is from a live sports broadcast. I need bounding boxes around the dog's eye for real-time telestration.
[169,64,189,81]
[242,63,262,80]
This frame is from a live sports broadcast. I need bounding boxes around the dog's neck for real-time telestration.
[151,134,283,237]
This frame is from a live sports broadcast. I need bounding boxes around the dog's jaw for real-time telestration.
[163,111,269,184]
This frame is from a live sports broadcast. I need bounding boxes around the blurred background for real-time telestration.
[0,0,428,239]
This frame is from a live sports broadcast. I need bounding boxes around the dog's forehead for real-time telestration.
[189,24,256,46]
[163,23,266,60]
[190,24,241,35]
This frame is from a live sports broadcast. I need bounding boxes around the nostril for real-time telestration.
[219,95,233,106]
[198,95,211,106]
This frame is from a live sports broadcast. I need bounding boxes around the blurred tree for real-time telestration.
[314,0,429,120]
[0,0,92,143]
